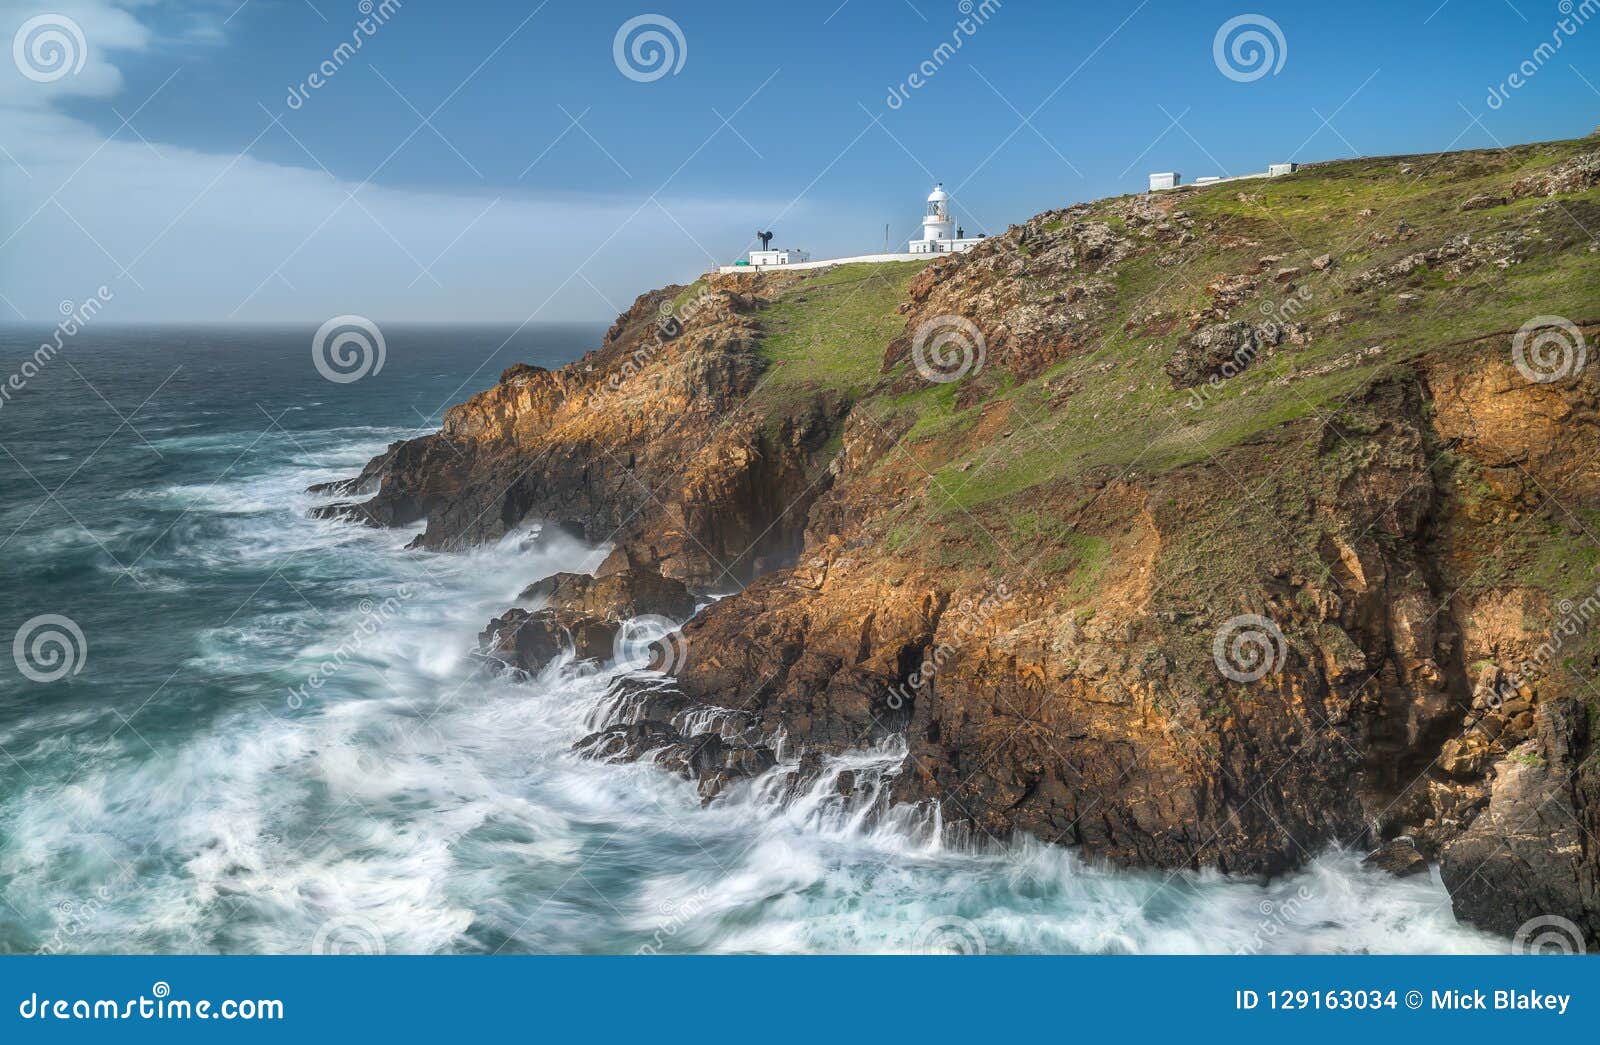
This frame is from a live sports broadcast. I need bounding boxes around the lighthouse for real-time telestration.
[922,184,955,241]
[908,183,985,254]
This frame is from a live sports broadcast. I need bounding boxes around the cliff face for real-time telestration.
[319,136,1600,944]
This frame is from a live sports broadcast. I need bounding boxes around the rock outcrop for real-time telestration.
[314,135,1600,947]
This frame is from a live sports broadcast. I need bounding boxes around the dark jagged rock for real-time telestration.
[1164,320,1278,388]
[477,607,619,675]
[519,567,696,621]
[575,720,684,763]
[313,136,1600,946]
[1363,838,1429,878]
[572,719,775,801]
[1441,699,1599,943]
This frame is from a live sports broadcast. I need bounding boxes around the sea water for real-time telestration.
[0,326,1502,955]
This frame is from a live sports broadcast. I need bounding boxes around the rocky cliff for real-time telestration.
[317,136,1600,947]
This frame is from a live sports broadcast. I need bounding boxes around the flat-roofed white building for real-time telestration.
[747,248,810,266]
[1148,172,1181,191]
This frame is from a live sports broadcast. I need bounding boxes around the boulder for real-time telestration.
[575,720,684,763]
[573,721,776,802]
[1362,837,1429,878]
[1440,699,1599,948]
[477,607,619,675]
[1164,321,1272,388]
[519,567,696,621]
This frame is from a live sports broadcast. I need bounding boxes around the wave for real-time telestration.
[0,434,1508,956]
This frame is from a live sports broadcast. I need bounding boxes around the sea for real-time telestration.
[0,325,1503,954]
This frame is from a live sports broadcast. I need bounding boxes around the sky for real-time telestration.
[0,0,1595,324]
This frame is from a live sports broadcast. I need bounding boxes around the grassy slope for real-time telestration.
[918,138,1598,518]
[749,261,930,411]
[733,138,1600,643]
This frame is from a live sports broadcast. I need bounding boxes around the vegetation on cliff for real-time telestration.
[318,134,1600,945]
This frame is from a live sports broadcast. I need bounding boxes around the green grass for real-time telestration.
[664,279,708,316]
[751,261,930,409]
[878,138,1600,524]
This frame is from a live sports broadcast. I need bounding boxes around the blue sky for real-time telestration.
[1,0,1595,322]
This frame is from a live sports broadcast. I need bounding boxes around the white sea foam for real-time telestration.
[0,441,1510,956]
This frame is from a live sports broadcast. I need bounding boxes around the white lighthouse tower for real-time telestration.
[908,183,985,254]
[922,184,955,242]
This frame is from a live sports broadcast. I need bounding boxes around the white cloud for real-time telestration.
[0,1,801,323]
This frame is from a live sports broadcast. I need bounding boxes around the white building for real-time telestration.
[747,247,810,266]
[908,184,986,254]
[1147,162,1299,193]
